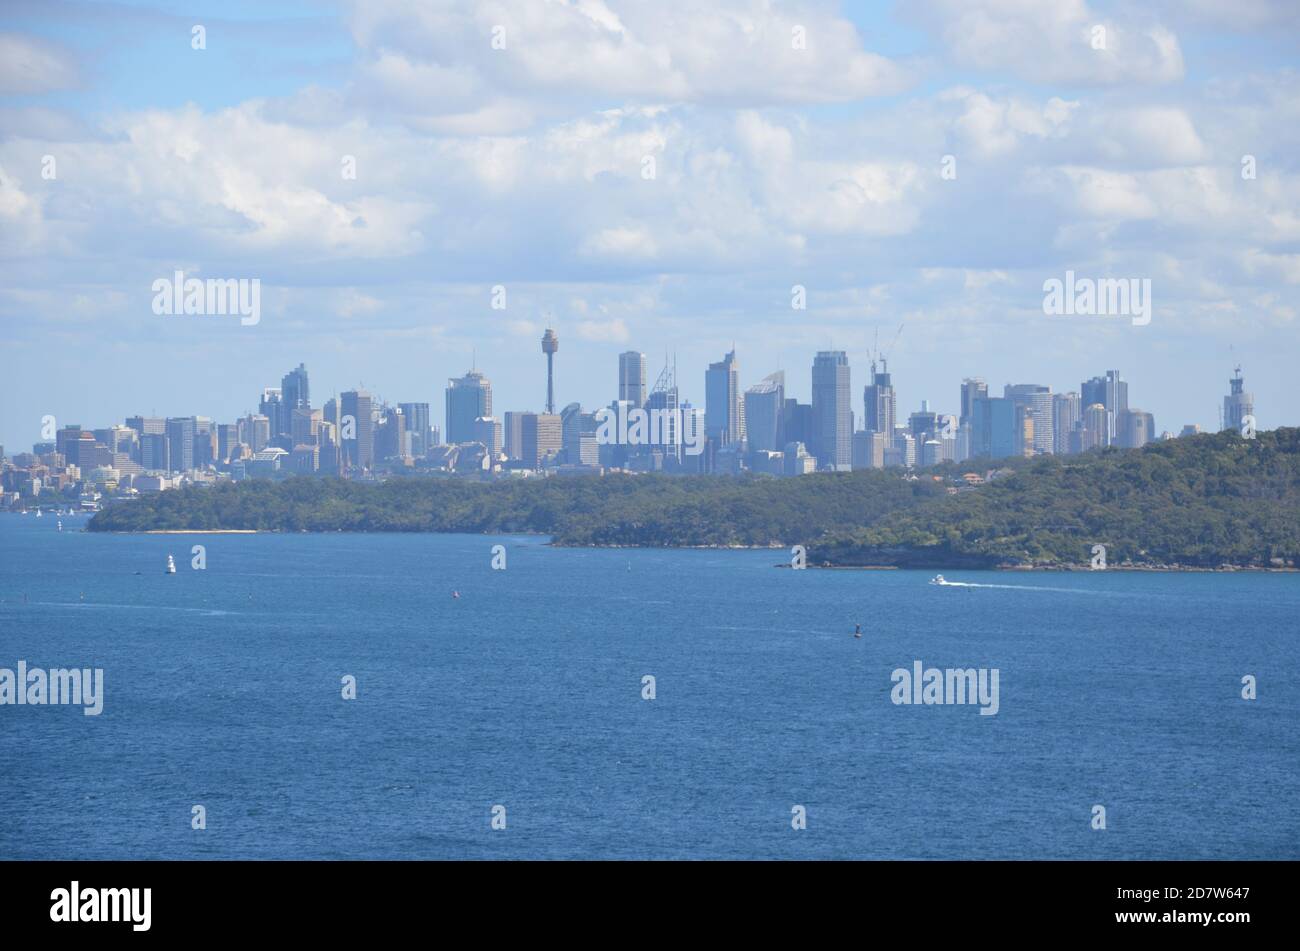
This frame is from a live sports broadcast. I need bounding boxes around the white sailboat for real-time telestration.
[166,554,177,574]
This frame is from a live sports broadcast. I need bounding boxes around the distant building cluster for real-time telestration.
[0,339,1260,510]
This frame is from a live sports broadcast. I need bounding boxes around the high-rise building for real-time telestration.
[852,429,888,469]
[1223,366,1254,433]
[446,371,492,445]
[972,397,1017,459]
[864,363,897,439]
[259,388,284,444]
[520,413,562,469]
[1081,403,1110,451]
[140,432,169,472]
[783,399,814,450]
[340,389,374,471]
[502,412,526,460]
[1121,410,1155,449]
[1004,384,1054,455]
[165,417,195,473]
[744,372,785,453]
[398,402,431,457]
[239,413,271,453]
[217,423,239,465]
[542,328,559,415]
[55,426,82,462]
[1082,371,1127,446]
[646,360,681,461]
[1052,392,1081,455]
[909,401,938,442]
[960,378,988,428]
[812,351,851,471]
[560,404,599,466]
[281,363,310,436]
[191,418,213,468]
[381,407,407,460]
[472,416,503,458]
[705,348,743,446]
[618,351,647,407]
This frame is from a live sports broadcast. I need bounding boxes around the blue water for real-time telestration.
[1,514,1297,859]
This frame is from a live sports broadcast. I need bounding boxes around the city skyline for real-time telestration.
[0,338,1265,490]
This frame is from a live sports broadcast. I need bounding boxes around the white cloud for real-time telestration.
[911,0,1184,85]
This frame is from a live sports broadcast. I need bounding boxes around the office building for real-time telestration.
[705,348,743,446]
[960,378,988,428]
[165,417,195,473]
[812,351,851,471]
[1004,384,1053,455]
[340,389,374,471]
[618,351,647,407]
[398,402,431,457]
[744,372,785,453]
[1223,367,1254,433]
[864,364,897,439]
[520,413,562,469]
[446,370,492,445]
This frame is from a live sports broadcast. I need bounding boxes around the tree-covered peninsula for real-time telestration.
[88,429,1300,569]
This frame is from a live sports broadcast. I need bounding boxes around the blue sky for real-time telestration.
[2,0,1298,449]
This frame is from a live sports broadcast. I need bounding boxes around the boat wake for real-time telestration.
[933,580,1099,594]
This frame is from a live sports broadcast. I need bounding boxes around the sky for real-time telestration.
[1,0,1298,450]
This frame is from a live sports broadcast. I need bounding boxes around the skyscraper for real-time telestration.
[502,411,525,460]
[1082,403,1110,450]
[340,389,374,471]
[445,371,492,445]
[398,402,431,457]
[705,348,742,445]
[864,363,897,439]
[165,417,195,473]
[618,351,647,407]
[744,372,785,453]
[542,328,559,415]
[972,397,1016,459]
[1004,384,1054,455]
[471,416,503,458]
[1082,371,1127,446]
[646,359,681,461]
[812,351,851,470]
[259,388,284,445]
[960,378,988,428]
[1052,392,1081,455]
[281,363,310,438]
[1223,366,1254,433]
[521,413,562,469]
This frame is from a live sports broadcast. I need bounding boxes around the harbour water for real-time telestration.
[1,515,1297,859]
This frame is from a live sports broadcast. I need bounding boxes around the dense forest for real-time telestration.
[89,428,1300,568]
[812,428,1300,568]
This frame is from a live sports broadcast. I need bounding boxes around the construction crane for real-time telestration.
[869,320,906,376]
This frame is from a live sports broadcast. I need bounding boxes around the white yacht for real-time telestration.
[929,574,947,585]
[166,555,177,574]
